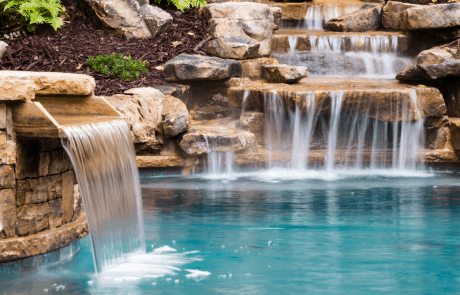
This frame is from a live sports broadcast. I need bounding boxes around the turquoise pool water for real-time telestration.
[2,170,460,294]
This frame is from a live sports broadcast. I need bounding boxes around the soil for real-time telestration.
[0,1,211,96]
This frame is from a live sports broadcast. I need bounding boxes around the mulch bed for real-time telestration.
[0,2,211,96]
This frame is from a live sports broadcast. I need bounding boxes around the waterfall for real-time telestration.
[61,119,145,273]
[203,135,235,175]
[263,91,425,171]
[301,4,361,30]
[273,34,413,78]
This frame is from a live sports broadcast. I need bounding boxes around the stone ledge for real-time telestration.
[0,212,88,263]
[0,71,95,100]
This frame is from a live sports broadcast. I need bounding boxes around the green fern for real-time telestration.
[153,0,206,12]
[1,0,65,32]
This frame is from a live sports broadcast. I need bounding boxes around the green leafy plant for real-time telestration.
[0,0,66,32]
[87,54,149,80]
[153,0,206,12]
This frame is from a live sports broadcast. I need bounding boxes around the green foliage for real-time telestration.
[87,54,149,80]
[0,0,65,32]
[153,0,206,12]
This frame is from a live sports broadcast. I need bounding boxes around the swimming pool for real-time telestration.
[2,170,460,294]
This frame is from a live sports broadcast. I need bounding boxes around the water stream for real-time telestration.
[61,119,145,273]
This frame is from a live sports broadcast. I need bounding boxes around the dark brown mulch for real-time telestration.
[0,4,211,96]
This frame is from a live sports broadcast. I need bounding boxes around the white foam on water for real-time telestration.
[185,269,211,282]
[93,246,206,287]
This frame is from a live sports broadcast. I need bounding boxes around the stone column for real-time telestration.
[0,103,17,239]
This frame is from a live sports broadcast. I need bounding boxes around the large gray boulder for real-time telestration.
[383,2,460,31]
[262,64,308,83]
[81,0,172,38]
[161,95,190,138]
[163,54,242,81]
[200,2,275,59]
[324,4,383,32]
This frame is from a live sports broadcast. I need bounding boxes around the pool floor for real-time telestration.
[2,170,460,294]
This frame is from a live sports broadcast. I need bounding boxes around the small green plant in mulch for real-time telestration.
[0,0,66,32]
[87,54,149,80]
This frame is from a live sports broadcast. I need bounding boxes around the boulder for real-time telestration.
[417,47,455,65]
[191,105,232,120]
[163,54,242,81]
[262,64,308,83]
[404,3,460,30]
[382,1,419,30]
[385,2,460,31]
[204,37,261,60]
[81,0,172,38]
[241,57,279,78]
[0,41,7,60]
[140,4,173,36]
[161,95,190,138]
[200,3,275,59]
[106,88,163,153]
[178,123,256,155]
[324,4,383,32]
[396,59,460,80]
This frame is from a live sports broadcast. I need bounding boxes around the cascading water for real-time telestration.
[284,4,361,30]
[61,119,145,273]
[203,135,235,175]
[263,91,425,172]
[273,34,414,78]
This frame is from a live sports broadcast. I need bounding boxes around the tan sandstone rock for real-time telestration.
[16,203,50,236]
[262,64,308,83]
[0,189,17,239]
[106,89,163,153]
[0,165,15,189]
[324,4,383,32]
[16,175,63,206]
[49,199,64,229]
[0,71,95,96]
[161,95,190,138]
[0,212,88,262]
[241,58,279,78]
[62,171,75,224]
[200,3,275,59]
[178,121,256,155]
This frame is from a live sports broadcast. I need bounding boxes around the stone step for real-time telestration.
[272,30,409,53]
[270,1,364,29]
[228,78,446,122]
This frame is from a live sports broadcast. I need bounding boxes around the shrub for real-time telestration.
[152,0,207,12]
[87,54,149,80]
[0,0,66,32]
